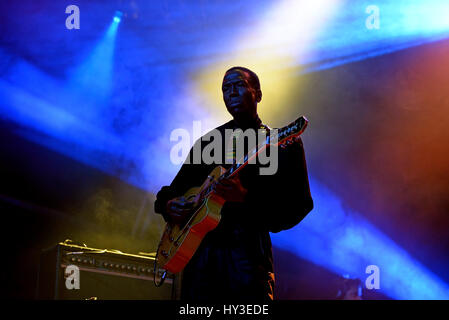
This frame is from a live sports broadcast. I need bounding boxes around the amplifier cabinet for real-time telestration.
[36,242,178,300]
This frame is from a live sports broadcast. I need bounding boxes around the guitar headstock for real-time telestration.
[270,116,308,146]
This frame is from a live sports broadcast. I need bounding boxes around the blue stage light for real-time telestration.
[114,11,123,23]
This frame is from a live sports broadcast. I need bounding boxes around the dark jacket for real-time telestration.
[154,119,313,301]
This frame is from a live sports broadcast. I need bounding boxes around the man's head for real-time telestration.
[222,67,262,121]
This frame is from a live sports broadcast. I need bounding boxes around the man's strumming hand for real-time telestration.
[166,196,195,225]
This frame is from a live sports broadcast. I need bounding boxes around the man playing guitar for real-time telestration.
[154,66,313,301]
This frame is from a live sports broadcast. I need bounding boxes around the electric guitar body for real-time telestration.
[156,165,227,274]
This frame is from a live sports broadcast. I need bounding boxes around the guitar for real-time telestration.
[154,116,308,284]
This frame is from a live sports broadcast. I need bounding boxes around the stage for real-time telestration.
[1,0,448,301]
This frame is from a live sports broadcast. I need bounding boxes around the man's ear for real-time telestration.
[256,89,262,102]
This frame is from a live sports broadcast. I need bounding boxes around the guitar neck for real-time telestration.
[220,140,269,180]
[221,115,308,180]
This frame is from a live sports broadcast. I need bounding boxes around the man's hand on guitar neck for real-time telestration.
[213,174,248,203]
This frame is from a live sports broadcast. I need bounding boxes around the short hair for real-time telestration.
[225,66,260,91]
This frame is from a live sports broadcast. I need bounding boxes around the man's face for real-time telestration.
[222,70,259,119]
